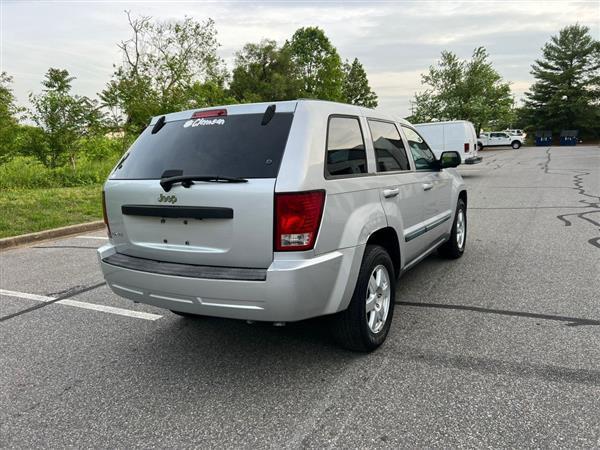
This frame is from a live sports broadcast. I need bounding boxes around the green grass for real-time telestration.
[0,156,119,189]
[0,185,104,238]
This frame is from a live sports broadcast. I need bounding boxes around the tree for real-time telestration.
[285,27,344,101]
[0,72,22,162]
[28,68,101,168]
[229,39,302,102]
[409,47,514,133]
[101,11,228,135]
[523,24,600,135]
[342,58,378,107]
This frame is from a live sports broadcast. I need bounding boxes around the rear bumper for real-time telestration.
[97,244,364,322]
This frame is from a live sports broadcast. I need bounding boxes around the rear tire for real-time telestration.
[477,142,484,151]
[171,310,203,319]
[439,198,467,259]
[331,245,395,352]
[511,140,521,149]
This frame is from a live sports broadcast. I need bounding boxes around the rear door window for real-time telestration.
[111,112,294,179]
[326,116,367,177]
[368,119,410,172]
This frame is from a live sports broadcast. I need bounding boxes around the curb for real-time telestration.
[0,221,105,250]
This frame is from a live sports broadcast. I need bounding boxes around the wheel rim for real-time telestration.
[456,209,466,249]
[365,265,391,334]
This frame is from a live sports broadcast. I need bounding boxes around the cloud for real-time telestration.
[2,0,598,117]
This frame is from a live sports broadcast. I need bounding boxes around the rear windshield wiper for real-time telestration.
[112,152,130,172]
[160,175,248,192]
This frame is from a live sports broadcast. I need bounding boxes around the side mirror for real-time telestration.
[439,151,461,169]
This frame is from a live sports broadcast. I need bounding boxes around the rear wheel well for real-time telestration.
[366,227,401,278]
[458,190,467,207]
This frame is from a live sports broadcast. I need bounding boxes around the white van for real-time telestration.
[414,120,482,165]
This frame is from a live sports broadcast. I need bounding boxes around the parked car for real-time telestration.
[505,129,527,138]
[414,120,482,165]
[98,100,468,352]
[478,131,524,149]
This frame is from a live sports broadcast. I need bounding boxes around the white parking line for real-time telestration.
[75,236,109,240]
[0,289,162,321]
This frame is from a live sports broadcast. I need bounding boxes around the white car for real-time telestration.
[505,129,527,138]
[478,131,524,149]
[414,120,482,165]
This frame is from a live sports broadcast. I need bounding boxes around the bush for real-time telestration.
[0,155,121,189]
[0,132,135,189]
[80,133,130,161]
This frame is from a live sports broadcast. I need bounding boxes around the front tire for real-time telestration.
[439,198,467,259]
[511,140,521,149]
[331,245,395,352]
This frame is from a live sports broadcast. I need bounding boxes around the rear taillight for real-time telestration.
[191,109,227,119]
[102,190,111,238]
[464,142,470,153]
[274,191,325,252]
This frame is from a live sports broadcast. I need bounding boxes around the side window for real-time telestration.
[368,120,410,172]
[326,116,367,177]
[402,126,437,171]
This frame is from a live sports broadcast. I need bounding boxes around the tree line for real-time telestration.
[0,12,377,168]
[409,24,599,137]
[1,16,598,172]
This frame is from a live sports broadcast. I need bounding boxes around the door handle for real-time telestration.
[422,183,434,191]
[383,188,400,198]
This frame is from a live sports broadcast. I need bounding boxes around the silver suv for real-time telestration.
[98,100,467,351]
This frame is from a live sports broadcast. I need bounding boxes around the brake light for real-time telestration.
[464,142,470,153]
[275,191,325,251]
[191,109,227,119]
[102,190,111,238]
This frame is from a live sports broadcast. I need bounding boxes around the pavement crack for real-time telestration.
[397,301,600,327]
[542,147,600,248]
[542,146,552,173]
[401,347,600,387]
[588,237,600,249]
[472,206,589,210]
[0,282,106,323]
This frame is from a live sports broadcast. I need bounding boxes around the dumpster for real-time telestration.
[560,130,578,146]
[535,130,552,146]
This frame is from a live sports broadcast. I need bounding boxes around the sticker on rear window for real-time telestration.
[183,118,225,128]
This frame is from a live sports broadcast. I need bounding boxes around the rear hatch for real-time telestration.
[104,103,296,269]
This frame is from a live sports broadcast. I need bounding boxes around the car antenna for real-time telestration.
[261,104,276,126]
[152,116,166,134]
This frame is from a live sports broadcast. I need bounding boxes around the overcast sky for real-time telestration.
[1,0,598,117]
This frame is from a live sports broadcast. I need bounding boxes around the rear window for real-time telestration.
[326,116,367,177]
[111,112,294,179]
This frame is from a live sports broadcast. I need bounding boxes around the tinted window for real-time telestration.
[326,117,367,177]
[111,113,293,179]
[402,126,437,171]
[368,120,410,172]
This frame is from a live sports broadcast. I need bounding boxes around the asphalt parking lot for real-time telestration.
[1,145,599,448]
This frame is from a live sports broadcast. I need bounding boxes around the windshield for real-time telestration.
[111,112,294,179]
